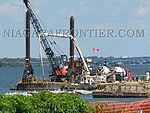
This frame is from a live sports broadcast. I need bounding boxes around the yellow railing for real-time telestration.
[134,75,145,77]
[71,83,79,86]
[19,81,68,84]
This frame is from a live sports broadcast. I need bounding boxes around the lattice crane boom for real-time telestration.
[23,0,61,75]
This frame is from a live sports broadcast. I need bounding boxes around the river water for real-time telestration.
[0,64,150,102]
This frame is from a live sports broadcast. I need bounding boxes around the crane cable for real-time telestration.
[29,2,66,56]
[29,4,61,64]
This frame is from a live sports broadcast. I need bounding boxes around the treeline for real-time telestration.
[1,56,150,67]
[0,58,48,67]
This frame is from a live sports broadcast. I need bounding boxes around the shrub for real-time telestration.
[0,91,94,113]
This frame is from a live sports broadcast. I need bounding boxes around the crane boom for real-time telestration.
[39,33,90,75]
[23,0,62,75]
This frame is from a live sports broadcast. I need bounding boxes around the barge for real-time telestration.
[11,82,67,90]
[92,83,150,98]
[11,1,150,96]
[11,0,97,91]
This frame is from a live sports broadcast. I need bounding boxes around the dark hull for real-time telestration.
[92,92,150,98]
[10,83,97,91]
[15,83,67,90]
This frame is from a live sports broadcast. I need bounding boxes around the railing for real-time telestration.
[95,83,150,96]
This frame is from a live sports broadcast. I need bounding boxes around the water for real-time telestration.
[79,95,148,103]
[0,65,150,102]
[0,66,50,94]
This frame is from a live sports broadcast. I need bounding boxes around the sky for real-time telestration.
[0,0,150,58]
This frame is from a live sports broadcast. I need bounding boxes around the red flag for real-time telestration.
[125,69,133,78]
[128,72,133,78]
[93,47,99,52]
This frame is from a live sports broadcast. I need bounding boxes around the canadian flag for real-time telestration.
[125,69,133,78]
[128,72,133,78]
[93,47,99,52]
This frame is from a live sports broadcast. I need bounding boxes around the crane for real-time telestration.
[23,0,65,76]
[23,0,92,84]
[39,33,91,83]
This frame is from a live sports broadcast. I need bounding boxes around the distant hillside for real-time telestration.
[0,58,48,67]
[1,56,150,67]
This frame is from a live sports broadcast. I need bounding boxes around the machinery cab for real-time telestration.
[114,66,125,82]
[96,66,110,83]
[74,58,94,84]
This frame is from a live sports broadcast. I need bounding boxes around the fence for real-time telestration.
[89,98,150,112]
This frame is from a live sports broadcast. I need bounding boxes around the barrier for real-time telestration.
[89,101,116,104]
[90,98,150,112]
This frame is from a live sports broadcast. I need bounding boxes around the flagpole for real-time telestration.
[93,47,94,56]
[93,51,94,56]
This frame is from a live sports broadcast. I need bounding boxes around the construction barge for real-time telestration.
[10,1,150,99]
[11,0,96,91]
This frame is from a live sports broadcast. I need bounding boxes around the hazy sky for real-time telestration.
[0,0,150,58]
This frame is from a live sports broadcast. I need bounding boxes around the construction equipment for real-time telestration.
[23,0,93,85]
[23,0,66,78]
[11,0,95,91]
[39,33,92,83]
